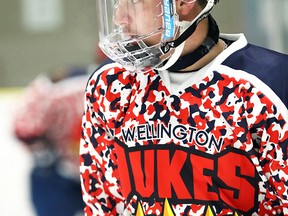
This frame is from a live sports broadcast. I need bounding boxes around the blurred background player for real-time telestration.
[14,72,87,216]
[13,45,106,216]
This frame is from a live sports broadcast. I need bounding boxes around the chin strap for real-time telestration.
[156,0,219,71]
[167,14,219,71]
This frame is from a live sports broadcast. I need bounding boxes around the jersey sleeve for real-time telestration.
[79,74,125,215]
[222,45,288,213]
[250,95,288,214]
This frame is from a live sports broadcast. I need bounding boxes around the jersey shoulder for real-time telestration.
[222,43,288,72]
[84,60,137,123]
[222,44,288,108]
[85,59,129,93]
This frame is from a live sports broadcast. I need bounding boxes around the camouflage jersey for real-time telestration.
[80,34,288,216]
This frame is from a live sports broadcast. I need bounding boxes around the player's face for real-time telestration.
[113,0,163,46]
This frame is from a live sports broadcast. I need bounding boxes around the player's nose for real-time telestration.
[113,1,131,27]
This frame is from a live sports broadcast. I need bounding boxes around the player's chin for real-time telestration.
[143,35,162,47]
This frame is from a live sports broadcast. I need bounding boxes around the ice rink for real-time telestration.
[0,90,36,216]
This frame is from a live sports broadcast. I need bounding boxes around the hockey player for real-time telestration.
[80,0,288,215]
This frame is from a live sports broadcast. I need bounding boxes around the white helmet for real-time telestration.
[96,0,219,72]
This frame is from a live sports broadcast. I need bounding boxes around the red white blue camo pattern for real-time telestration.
[80,34,288,215]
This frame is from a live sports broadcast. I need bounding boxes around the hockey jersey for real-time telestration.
[80,34,288,215]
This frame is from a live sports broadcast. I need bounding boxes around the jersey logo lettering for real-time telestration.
[121,123,224,152]
[114,142,259,214]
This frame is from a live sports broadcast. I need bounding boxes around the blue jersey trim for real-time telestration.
[222,44,288,108]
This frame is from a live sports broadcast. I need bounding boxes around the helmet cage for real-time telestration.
[99,29,165,72]
[97,0,179,72]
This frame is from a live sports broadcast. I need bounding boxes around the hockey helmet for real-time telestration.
[96,0,219,72]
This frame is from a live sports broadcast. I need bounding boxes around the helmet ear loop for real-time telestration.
[177,0,196,16]
[156,0,216,71]
[160,0,215,55]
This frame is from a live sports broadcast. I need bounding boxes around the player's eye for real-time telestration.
[130,0,141,3]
